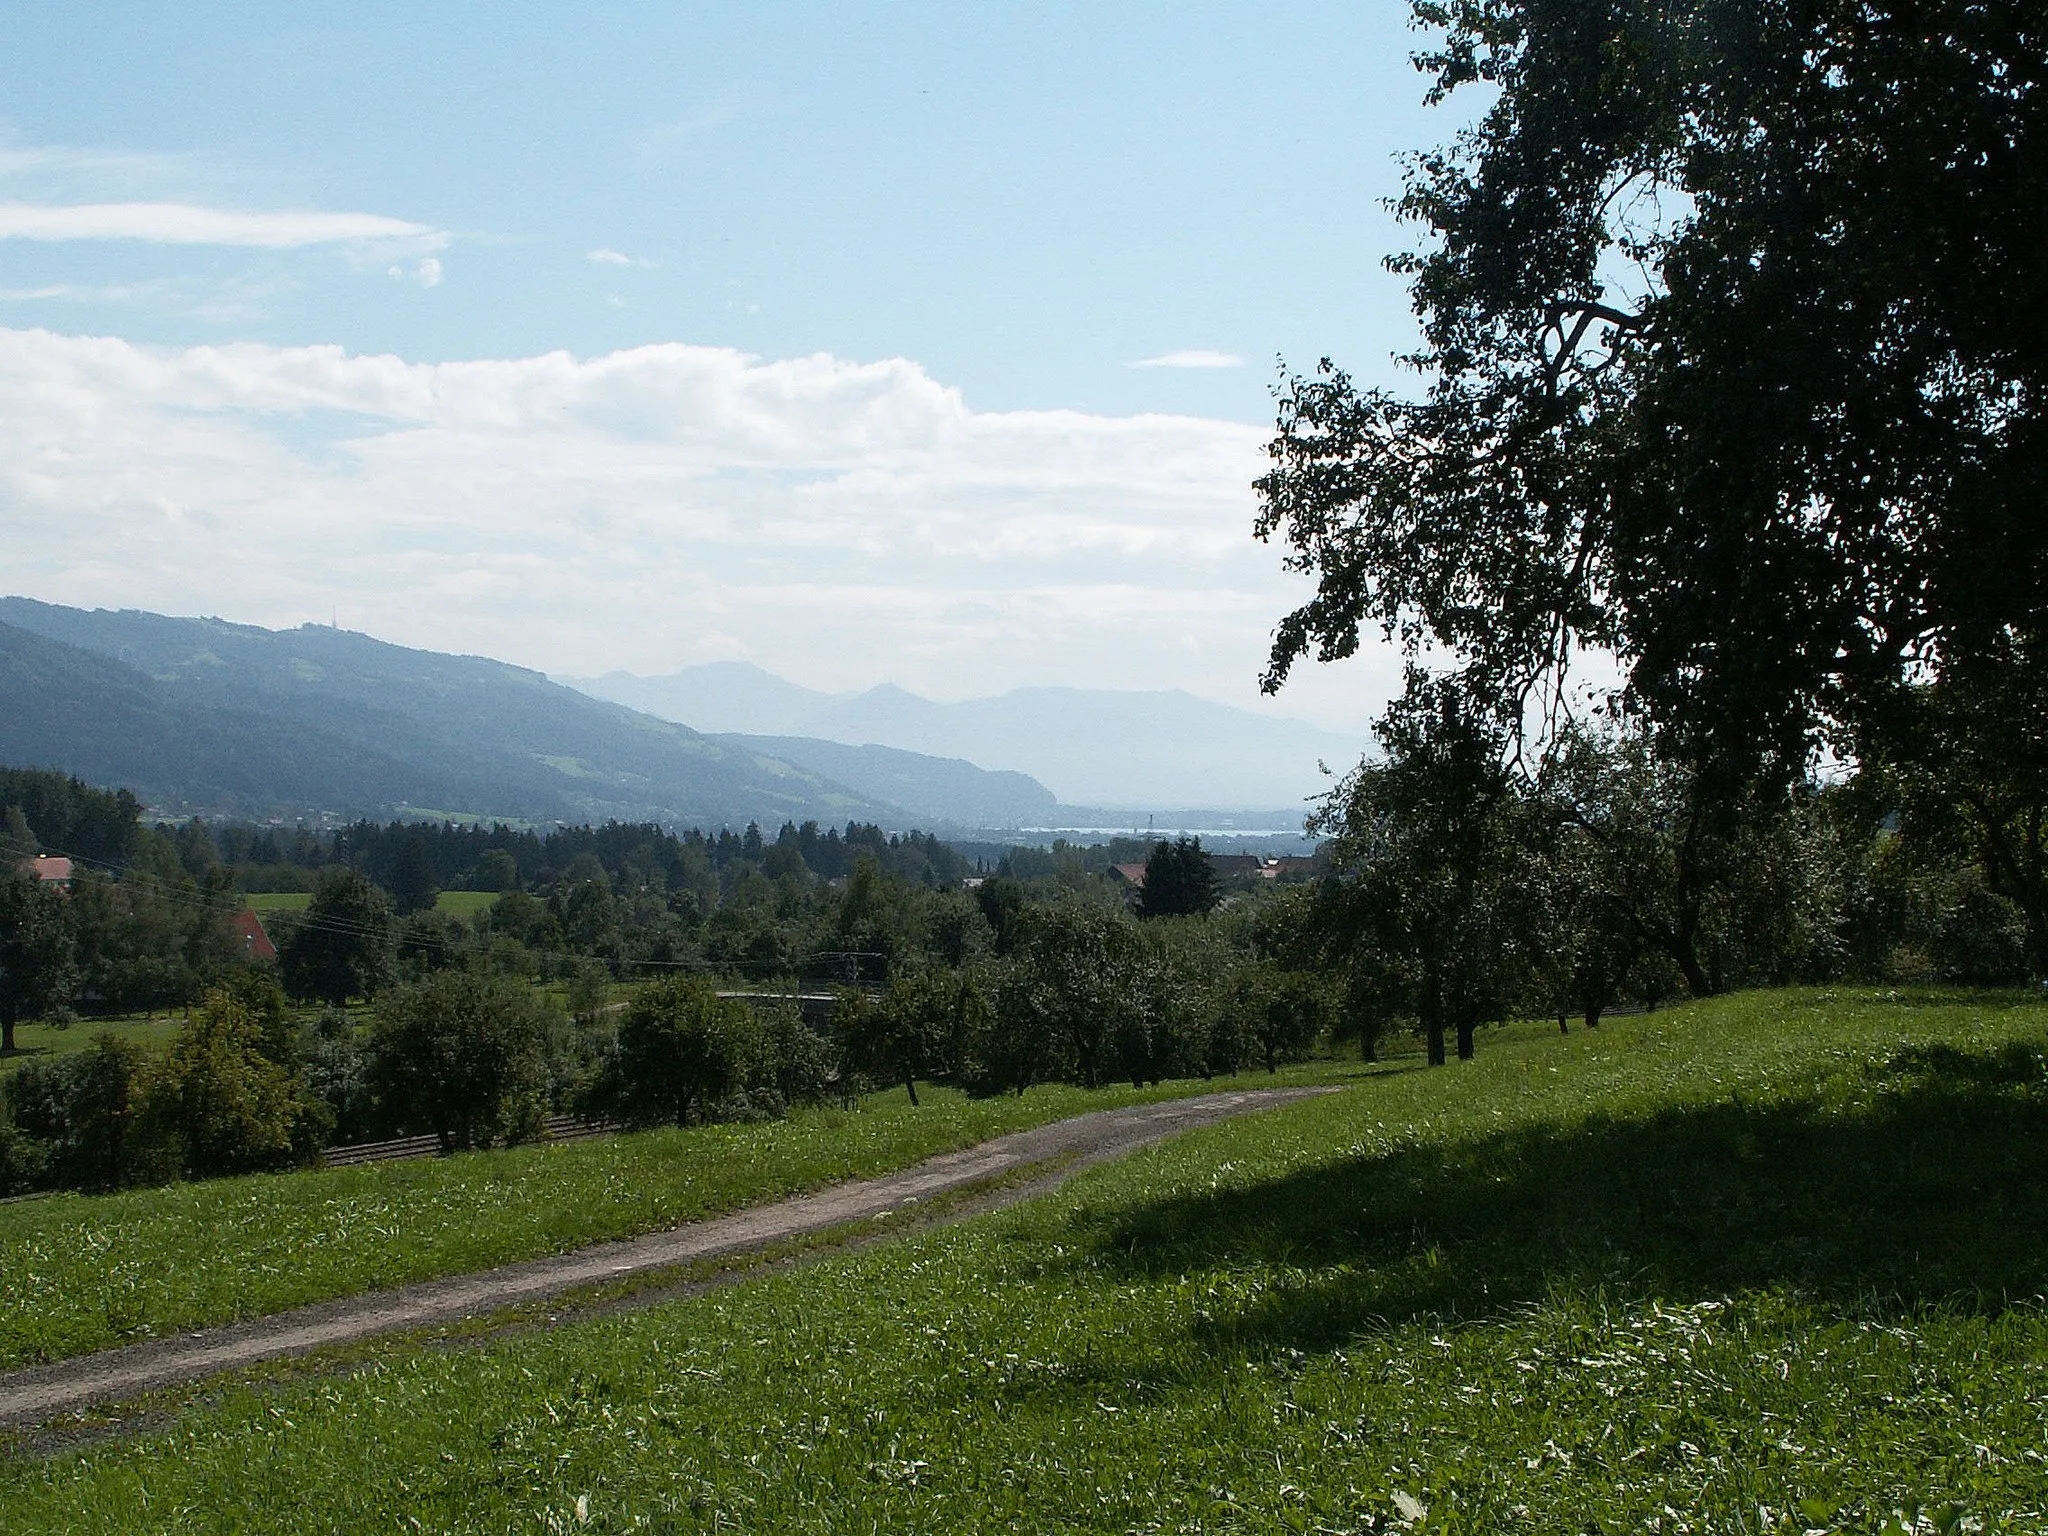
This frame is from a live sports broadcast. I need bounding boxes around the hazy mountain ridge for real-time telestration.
[0,600,901,829]
[711,734,1059,826]
[567,663,1367,810]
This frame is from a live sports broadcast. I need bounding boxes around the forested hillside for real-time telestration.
[0,601,898,828]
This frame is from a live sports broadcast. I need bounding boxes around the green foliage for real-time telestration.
[1136,835,1219,919]
[0,764,143,866]
[2,1032,155,1192]
[301,1006,375,1144]
[1313,672,1527,1063]
[1256,0,2045,795]
[584,976,767,1128]
[136,988,327,1180]
[981,900,1142,1091]
[279,866,394,1006]
[369,970,553,1152]
[835,968,963,1106]
[0,865,77,1053]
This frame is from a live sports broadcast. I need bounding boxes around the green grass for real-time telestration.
[0,1063,1354,1370]
[7,988,2048,1532]
[242,891,310,912]
[0,1014,182,1073]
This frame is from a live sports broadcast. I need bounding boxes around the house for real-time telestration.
[1108,862,1148,889]
[14,854,74,889]
[231,909,278,961]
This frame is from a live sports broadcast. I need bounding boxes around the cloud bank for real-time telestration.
[0,328,1391,726]
[0,201,448,249]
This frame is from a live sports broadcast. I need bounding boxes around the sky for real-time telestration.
[0,2,1470,734]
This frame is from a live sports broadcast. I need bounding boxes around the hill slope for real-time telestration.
[0,599,896,828]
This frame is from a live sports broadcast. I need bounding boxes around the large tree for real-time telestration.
[1256,0,2046,785]
[279,868,395,1007]
[0,868,76,1054]
[1138,837,1220,919]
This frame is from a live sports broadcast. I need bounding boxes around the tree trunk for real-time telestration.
[903,1071,919,1107]
[1,1011,14,1054]
[1456,1019,1475,1060]
[1426,1020,1446,1067]
[1557,1012,1568,1034]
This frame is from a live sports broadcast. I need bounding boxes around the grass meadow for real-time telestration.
[0,1064,1358,1369]
[6,988,2048,1532]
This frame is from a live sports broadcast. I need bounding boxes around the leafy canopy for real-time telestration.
[1256,0,2046,779]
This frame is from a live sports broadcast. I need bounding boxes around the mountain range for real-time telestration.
[0,598,1352,836]
[569,661,1365,811]
[0,600,902,830]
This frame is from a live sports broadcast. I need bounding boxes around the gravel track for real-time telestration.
[0,1086,1332,1428]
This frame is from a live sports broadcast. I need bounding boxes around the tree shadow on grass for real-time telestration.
[1069,1039,2048,1354]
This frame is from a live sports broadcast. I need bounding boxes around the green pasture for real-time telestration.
[241,891,310,912]
[0,1015,183,1072]
[7,988,2048,1532]
[0,1062,1361,1370]
[242,890,495,916]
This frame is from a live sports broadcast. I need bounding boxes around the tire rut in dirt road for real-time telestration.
[0,1086,1336,1429]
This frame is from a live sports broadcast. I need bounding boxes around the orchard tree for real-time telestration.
[280,868,394,1006]
[836,967,960,1106]
[586,976,763,1128]
[1256,0,2047,793]
[370,970,551,1152]
[0,867,76,1054]
[1317,671,1528,1064]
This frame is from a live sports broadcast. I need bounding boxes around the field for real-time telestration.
[241,890,497,915]
[0,1064,1356,1369]
[5,988,2048,1532]
[0,1014,183,1071]
[242,891,311,912]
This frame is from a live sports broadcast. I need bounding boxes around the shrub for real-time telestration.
[137,989,328,1179]
[584,977,766,1129]
[370,970,553,1152]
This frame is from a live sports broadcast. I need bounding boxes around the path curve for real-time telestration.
[0,1086,1332,1427]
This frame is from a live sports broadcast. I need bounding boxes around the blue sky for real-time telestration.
[0,3,1468,732]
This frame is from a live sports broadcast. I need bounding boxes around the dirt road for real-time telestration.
[0,1086,1332,1428]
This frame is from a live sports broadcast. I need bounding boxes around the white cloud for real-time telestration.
[1129,349,1244,370]
[0,201,448,250]
[412,258,443,288]
[0,327,1397,729]
[587,248,658,268]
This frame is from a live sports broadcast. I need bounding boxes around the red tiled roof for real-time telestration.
[15,855,73,885]
[231,909,278,961]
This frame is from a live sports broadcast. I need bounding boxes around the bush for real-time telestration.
[1,1033,159,1191]
[302,1007,377,1144]
[370,971,553,1152]
[137,989,328,1179]
[583,976,768,1128]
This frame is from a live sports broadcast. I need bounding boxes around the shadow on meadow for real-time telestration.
[1069,1038,2048,1354]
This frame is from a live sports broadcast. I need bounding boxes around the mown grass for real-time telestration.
[249,890,497,915]
[6,988,2048,1533]
[0,1063,1359,1370]
[241,892,311,912]
[0,1015,183,1073]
